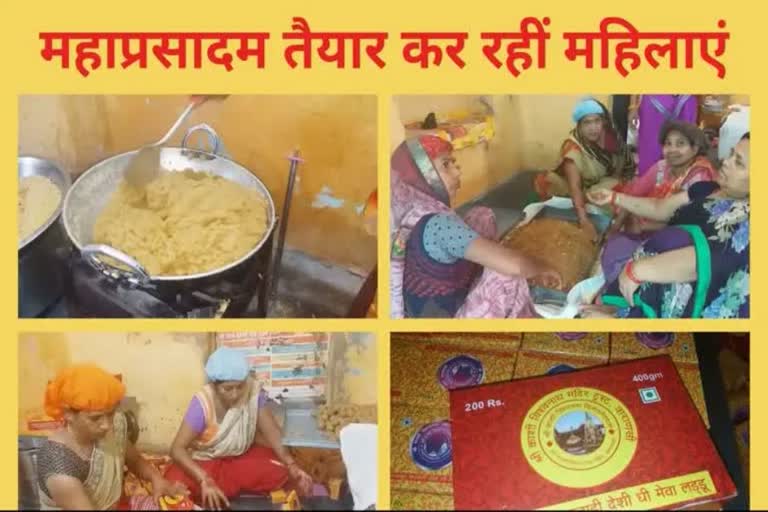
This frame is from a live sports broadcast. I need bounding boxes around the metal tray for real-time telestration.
[279,398,340,450]
[504,201,611,306]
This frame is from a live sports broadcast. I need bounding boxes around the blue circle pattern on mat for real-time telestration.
[635,332,674,349]
[547,364,577,375]
[409,421,452,471]
[437,355,485,390]
[556,333,587,341]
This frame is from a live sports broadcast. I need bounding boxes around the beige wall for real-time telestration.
[393,95,524,205]
[18,332,211,452]
[389,97,406,154]
[338,333,377,405]
[515,95,613,170]
[18,95,377,272]
[729,95,750,105]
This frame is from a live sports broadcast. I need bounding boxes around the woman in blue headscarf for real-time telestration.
[534,98,635,241]
[165,347,312,510]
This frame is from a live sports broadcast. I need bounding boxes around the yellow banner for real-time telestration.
[539,470,716,510]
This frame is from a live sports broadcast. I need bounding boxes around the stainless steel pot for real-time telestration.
[18,157,73,317]
[62,125,277,295]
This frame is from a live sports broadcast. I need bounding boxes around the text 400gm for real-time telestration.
[633,372,663,383]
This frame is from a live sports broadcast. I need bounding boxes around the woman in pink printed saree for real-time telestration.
[390,135,561,319]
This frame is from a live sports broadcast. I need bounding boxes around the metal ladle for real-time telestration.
[122,101,197,187]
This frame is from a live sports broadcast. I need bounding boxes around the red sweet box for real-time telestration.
[449,356,736,510]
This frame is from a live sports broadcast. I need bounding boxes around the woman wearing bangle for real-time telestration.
[584,133,749,319]
[611,121,716,236]
[165,348,313,510]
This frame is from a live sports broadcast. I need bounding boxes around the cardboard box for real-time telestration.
[676,363,710,429]
[391,337,518,409]
[610,357,709,428]
[521,332,610,362]
[22,413,64,436]
[391,491,454,510]
[391,332,521,349]
[391,404,453,495]
[610,332,698,364]
[449,356,736,510]
[514,351,607,380]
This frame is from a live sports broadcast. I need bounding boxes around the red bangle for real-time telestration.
[624,261,642,284]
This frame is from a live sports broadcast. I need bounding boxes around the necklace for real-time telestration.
[65,425,95,461]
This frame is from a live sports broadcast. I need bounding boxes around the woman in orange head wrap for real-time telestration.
[37,364,189,510]
[44,364,126,422]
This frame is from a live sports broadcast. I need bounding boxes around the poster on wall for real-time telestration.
[216,332,329,400]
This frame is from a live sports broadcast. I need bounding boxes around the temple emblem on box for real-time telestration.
[521,387,638,488]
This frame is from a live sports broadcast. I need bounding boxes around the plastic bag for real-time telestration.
[533,274,606,319]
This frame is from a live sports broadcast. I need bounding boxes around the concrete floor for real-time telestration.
[455,169,610,237]
[455,170,538,234]
[266,249,366,318]
[229,493,354,510]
